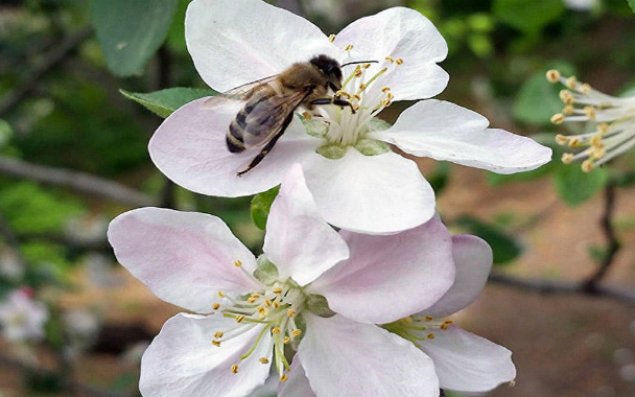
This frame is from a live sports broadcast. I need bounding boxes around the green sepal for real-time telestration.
[250,185,280,230]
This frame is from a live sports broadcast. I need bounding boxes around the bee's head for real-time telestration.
[310,55,343,92]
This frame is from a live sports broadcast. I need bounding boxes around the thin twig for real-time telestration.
[489,272,635,306]
[0,156,156,207]
[582,182,621,292]
[0,28,92,117]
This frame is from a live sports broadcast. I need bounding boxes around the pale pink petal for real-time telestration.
[298,314,439,397]
[308,217,454,324]
[107,208,260,313]
[418,326,516,392]
[424,235,493,318]
[334,7,448,101]
[303,149,435,234]
[278,360,317,397]
[140,313,272,397]
[186,0,336,92]
[375,100,552,174]
[264,165,349,286]
[149,97,318,197]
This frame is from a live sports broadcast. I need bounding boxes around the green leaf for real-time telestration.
[629,0,635,13]
[493,0,565,34]
[554,165,608,206]
[513,62,575,125]
[120,87,216,118]
[250,186,280,230]
[456,216,523,265]
[89,0,179,77]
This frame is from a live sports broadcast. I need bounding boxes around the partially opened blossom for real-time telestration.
[149,0,552,234]
[548,69,635,172]
[108,165,457,397]
[0,288,48,342]
[385,234,516,393]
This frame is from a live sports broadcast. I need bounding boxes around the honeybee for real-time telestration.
[218,54,375,176]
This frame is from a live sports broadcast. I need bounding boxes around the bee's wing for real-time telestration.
[222,74,279,99]
[241,90,308,148]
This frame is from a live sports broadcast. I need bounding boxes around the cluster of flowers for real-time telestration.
[108,0,552,396]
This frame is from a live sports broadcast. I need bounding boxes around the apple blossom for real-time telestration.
[548,69,635,172]
[0,288,48,342]
[384,234,516,393]
[108,165,458,397]
[149,0,552,234]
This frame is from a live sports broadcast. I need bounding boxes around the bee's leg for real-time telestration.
[237,112,294,176]
[310,97,356,114]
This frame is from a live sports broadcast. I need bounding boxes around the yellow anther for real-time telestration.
[354,67,363,77]
[214,331,224,339]
[555,134,569,145]
[401,316,414,324]
[264,299,273,307]
[381,86,391,93]
[212,303,220,310]
[352,94,361,101]
[566,76,578,90]
[291,329,302,337]
[212,340,221,347]
[335,90,351,98]
[363,63,371,69]
[568,137,582,148]
[248,296,258,304]
[386,92,394,100]
[584,106,597,120]
[590,146,606,159]
[231,364,239,374]
[287,309,296,318]
[598,123,609,134]
[561,153,574,164]
[563,105,574,115]
[235,315,245,323]
[358,83,367,90]
[590,134,604,147]
[283,336,290,344]
[233,260,242,267]
[280,373,289,383]
[385,56,395,63]
[352,104,361,112]
[257,307,267,316]
[550,113,565,125]
[395,57,404,65]
[559,90,573,105]
[259,357,270,364]
[344,44,354,51]
[427,333,435,339]
[580,83,591,95]
[425,316,433,321]
[581,159,595,173]
[273,287,283,294]
[273,302,280,309]
[271,327,281,335]
[328,34,336,43]
[218,291,225,298]
[546,69,561,83]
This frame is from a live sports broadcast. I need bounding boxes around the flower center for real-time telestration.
[383,315,453,347]
[209,258,307,382]
[303,43,404,159]
[547,69,635,172]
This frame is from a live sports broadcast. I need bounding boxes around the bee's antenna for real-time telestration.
[340,60,379,67]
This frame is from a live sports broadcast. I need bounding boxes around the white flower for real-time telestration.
[278,234,516,396]
[108,165,457,397]
[0,288,48,342]
[548,69,635,171]
[149,0,552,234]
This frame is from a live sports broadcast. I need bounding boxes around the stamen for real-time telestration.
[344,44,354,51]
[395,57,404,65]
[233,260,242,267]
[546,69,561,83]
[385,56,395,63]
[328,34,335,43]
[259,357,269,364]
[551,113,565,125]
[280,373,289,383]
[231,364,239,374]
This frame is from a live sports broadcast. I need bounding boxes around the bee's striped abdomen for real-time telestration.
[226,93,275,153]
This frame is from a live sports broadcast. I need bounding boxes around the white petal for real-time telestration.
[376,100,553,174]
[308,217,454,324]
[108,208,260,313]
[140,313,272,397]
[424,235,493,318]
[278,360,316,397]
[303,149,435,234]
[334,7,448,101]
[186,0,336,92]
[419,326,516,392]
[149,97,318,197]
[264,165,349,286]
[298,314,439,397]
